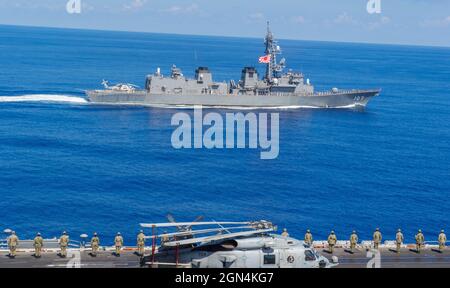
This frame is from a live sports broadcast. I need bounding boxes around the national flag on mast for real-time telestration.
[258,55,271,64]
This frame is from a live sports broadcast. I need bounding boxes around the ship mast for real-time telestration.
[264,22,274,82]
[264,22,285,83]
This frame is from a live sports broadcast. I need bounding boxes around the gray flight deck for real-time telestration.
[0,250,142,268]
[318,248,450,268]
[0,248,448,268]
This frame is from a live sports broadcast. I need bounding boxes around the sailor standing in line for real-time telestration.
[7,231,19,258]
[349,231,358,254]
[438,230,447,253]
[395,229,404,254]
[91,232,100,257]
[137,230,146,256]
[161,231,170,243]
[281,228,289,237]
[59,231,69,258]
[33,233,44,258]
[373,228,382,250]
[415,230,425,253]
[327,231,337,254]
[114,232,124,256]
[304,229,313,246]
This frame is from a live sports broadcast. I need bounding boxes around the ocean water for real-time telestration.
[0,25,449,245]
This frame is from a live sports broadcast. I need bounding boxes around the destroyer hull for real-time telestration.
[86,90,379,108]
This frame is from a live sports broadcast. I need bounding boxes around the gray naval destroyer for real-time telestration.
[86,23,381,108]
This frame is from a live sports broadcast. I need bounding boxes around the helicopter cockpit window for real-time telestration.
[264,254,276,265]
[305,250,316,261]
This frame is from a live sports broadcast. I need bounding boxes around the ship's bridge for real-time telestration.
[195,67,212,84]
[240,67,259,89]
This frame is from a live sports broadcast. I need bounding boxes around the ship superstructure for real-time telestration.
[86,23,380,108]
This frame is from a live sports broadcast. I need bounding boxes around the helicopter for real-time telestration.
[139,217,338,268]
[101,80,139,92]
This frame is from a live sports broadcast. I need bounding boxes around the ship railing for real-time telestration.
[267,92,293,97]
[1,238,448,251]
[0,238,83,249]
[261,89,379,97]
[0,239,6,249]
[313,89,380,96]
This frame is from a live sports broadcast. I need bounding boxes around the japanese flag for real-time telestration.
[258,55,271,64]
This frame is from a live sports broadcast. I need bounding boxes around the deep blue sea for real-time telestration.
[0,25,449,245]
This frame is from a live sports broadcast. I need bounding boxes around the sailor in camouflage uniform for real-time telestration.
[7,231,19,258]
[114,232,124,256]
[349,231,358,254]
[438,230,447,253]
[91,232,100,257]
[415,230,425,253]
[304,229,313,246]
[395,229,404,254]
[33,232,44,258]
[161,231,170,243]
[59,231,69,258]
[137,230,146,256]
[327,231,337,254]
[373,228,382,250]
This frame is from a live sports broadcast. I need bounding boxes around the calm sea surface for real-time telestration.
[0,25,449,244]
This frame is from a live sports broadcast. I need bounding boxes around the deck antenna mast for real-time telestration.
[264,21,285,83]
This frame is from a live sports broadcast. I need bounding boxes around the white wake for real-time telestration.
[0,94,88,104]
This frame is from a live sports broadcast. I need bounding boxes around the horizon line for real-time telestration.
[1,23,449,50]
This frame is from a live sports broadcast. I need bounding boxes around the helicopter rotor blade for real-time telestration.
[185,215,204,231]
[167,213,176,223]
[167,213,185,231]
[193,215,204,223]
